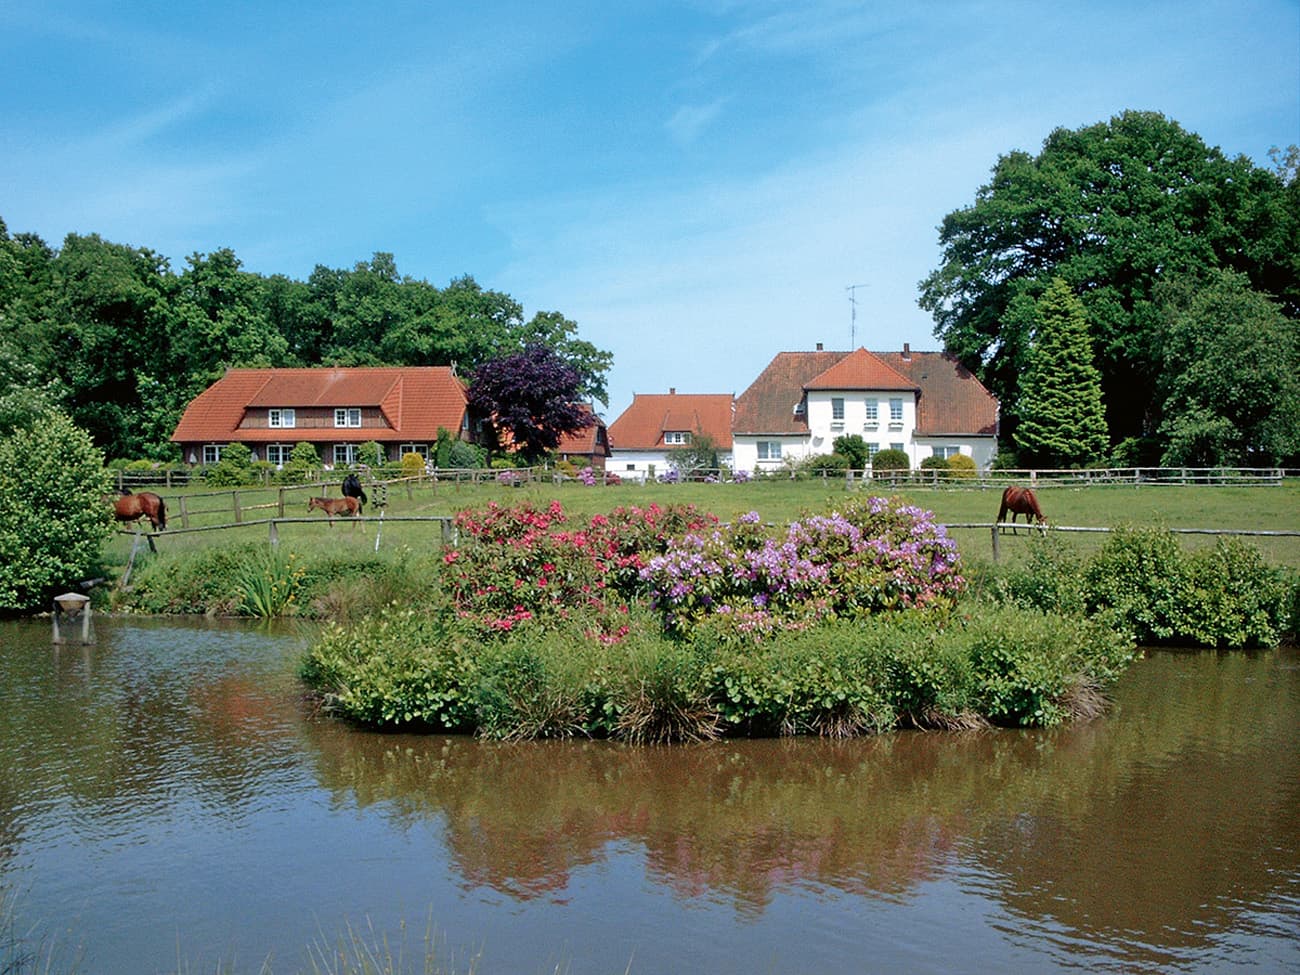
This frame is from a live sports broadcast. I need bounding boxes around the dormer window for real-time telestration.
[793,400,806,416]
[664,431,691,445]
[334,408,361,428]
[269,408,295,429]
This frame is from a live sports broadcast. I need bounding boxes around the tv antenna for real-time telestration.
[846,284,867,347]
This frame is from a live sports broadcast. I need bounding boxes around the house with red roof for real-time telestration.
[170,366,472,468]
[555,404,612,470]
[607,390,734,479]
[732,344,999,473]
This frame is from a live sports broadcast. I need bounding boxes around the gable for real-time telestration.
[608,392,734,450]
[735,348,998,437]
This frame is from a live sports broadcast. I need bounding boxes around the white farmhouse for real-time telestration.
[731,344,1000,474]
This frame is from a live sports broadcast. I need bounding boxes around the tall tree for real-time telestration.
[1155,269,1300,466]
[1014,278,1108,467]
[521,310,613,407]
[468,344,593,462]
[919,111,1297,446]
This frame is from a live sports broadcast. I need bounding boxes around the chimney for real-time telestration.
[815,342,823,351]
[669,387,676,395]
[902,342,911,360]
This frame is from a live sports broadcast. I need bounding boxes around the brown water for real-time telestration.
[1,617,1297,974]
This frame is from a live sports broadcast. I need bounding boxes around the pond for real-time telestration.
[1,618,1297,974]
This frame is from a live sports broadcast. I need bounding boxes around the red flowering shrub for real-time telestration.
[445,501,717,635]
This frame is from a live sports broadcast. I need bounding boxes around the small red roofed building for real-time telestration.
[607,390,735,479]
[731,344,999,474]
[555,404,612,470]
[170,366,472,468]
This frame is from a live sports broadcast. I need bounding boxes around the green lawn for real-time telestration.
[105,476,1300,577]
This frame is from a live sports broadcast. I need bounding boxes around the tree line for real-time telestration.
[921,110,1300,468]
[0,233,612,460]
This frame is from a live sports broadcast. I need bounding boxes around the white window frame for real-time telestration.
[266,444,292,467]
[399,443,428,460]
[866,443,881,459]
[268,408,296,429]
[664,431,691,445]
[889,398,904,423]
[334,408,361,428]
[333,444,358,466]
[890,442,905,453]
[202,444,222,465]
[757,441,782,461]
[932,445,960,460]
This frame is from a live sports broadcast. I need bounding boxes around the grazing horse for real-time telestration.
[997,486,1046,533]
[307,495,360,524]
[112,489,167,531]
[341,473,368,514]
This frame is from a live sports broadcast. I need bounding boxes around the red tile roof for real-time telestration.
[608,392,735,450]
[170,367,468,444]
[805,348,917,391]
[734,348,998,437]
[557,404,610,457]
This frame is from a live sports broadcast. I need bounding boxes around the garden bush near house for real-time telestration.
[447,440,483,468]
[400,452,426,477]
[278,441,323,484]
[947,454,977,478]
[919,455,950,475]
[801,453,851,476]
[870,448,910,472]
[356,440,384,469]
[833,434,870,470]
[203,441,255,487]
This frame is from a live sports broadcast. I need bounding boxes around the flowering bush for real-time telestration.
[641,496,965,634]
[578,466,597,485]
[732,469,751,483]
[658,468,681,483]
[497,470,521,486]
[444,500,718,634]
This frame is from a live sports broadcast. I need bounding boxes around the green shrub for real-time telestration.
[919,455,949,473]
[832,434,869,469]
[278,442,323,484]
[947,454,977,478]
[870,448,910,471]
[0,411,112,611]
[357,441,385,469]
[801,453,851,475]
[1085,526,1288,647]
[400,452,426,477]
[447,440,483,468]
[302,607,482,729]
[204,442,255,487]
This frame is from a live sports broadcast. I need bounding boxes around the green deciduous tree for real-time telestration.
[920,111,1297,447]
[0,411,112,611]
[1014,278,1108,467]
[1155,269,1300,466]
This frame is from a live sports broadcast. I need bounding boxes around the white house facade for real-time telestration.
[731,345,999,475]
[607,391,735,478]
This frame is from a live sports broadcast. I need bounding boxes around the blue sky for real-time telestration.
[3,1,1297,421]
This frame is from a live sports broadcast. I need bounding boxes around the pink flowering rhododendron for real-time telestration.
[444,496,961,640]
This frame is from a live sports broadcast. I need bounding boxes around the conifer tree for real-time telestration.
[1015,278,1108,467]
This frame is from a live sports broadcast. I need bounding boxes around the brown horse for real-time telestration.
[112,489,167,530]
[997,486,1045,533]
[307,495,360,524]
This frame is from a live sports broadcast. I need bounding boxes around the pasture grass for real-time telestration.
[105,478,1300,581]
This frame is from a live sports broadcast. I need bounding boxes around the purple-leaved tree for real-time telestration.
[469,344,594,462]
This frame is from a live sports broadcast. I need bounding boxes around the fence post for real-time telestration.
[179,496,190,530]
[269,520,279,549]
[991,524,1000,562]
[278,487,285,517]
[233,491,242,524]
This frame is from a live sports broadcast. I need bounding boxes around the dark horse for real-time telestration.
[997,486,1045,533]
[341,473,368,514]
[308,495,360,524]
[112,489,167,531]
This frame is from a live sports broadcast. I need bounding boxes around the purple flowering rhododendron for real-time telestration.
[640,496,964,633]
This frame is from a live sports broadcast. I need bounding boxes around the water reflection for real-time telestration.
[1,619,1297,974]
[300,647,1300,967]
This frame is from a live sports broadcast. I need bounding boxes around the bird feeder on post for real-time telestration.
[53,592,93,645]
